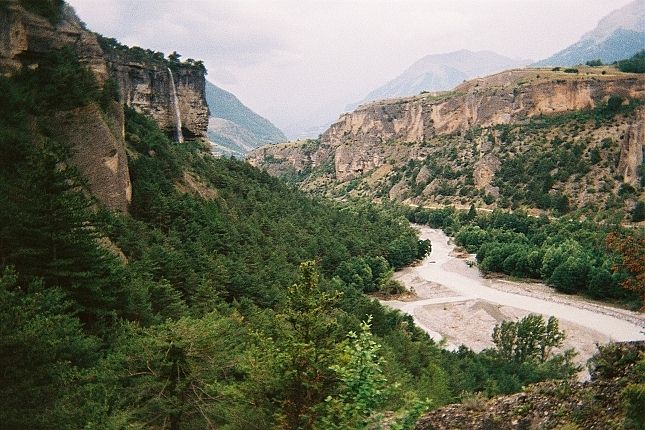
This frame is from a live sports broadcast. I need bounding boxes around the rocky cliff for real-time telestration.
[0,0,107,79]
[0,0,209,211]
[103,44,209,140]
[319,69,644,182]
[249,67,645,218]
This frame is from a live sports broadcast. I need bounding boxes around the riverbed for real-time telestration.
[380,225,645,369]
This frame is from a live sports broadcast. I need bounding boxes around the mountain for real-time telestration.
[347,50,530,110]
[205,81,286,157]
[535,0,645,66]
[249,66,645,219]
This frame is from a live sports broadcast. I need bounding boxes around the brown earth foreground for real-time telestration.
[413,341,644,430]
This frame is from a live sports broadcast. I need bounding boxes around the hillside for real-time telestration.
[206,81,286,157]
[249,66,645,222]
[415,342,645,430]
[348,50,529,110]
[535,0,645,66]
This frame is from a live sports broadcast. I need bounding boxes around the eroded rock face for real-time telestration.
[324,70,645,150]
[473,154,501,197]
[0,1,210,212]
[250,69,645,191]
[105,55,209,139]
[0,1,107,80]
[618,106,644,187]
[54,103,132,212]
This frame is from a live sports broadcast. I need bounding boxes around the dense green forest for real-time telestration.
[0,48,585,429]
[403,205,644,308]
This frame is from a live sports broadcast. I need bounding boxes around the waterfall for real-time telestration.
[167,67,184,143]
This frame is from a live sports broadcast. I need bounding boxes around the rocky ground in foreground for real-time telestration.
[414,342,644,430]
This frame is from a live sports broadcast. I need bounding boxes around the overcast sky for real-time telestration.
[67,0,633,137]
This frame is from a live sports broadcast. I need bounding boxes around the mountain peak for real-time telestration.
[582,0,645,43]
[347,50,529,110]
[535,0,645,66]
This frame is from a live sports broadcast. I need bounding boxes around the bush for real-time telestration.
[492,314,565,364]
[618,50,645,74]
[632,201,645,222]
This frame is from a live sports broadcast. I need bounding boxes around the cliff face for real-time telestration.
[54,102,132,212]
[0,1,107,79]
[318,70,644,181]
[105,51,209,139]
[618,106,645,187]
[248,67,645,217]
[0,0,209,211]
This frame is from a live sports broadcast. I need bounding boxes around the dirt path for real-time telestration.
[381,225,645,368]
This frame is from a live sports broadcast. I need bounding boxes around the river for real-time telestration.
[381,225,645,367]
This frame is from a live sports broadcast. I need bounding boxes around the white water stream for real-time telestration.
[167,68,184,143]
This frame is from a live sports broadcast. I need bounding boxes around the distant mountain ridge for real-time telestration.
[347,50,530,110]
[535,0,645,66]
[205,81,286,157]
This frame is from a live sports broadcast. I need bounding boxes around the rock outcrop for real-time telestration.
[248,67,645,215]
[0,1,107,80]
[54,102,132,212]
[323,69,644,150]
[414,341,644,430]
[105,50,209,139]
[618,106,645,187]
[251,69,645,183]
[0,0,210,211]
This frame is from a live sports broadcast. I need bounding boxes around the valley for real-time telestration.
[1,0,644,429]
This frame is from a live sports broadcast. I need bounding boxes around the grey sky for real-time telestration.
[68,0,634,137]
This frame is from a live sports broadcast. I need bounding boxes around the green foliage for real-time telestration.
[622,382,645,430]
[97,35,207,73]
[277,262,343,429]
[585,59,603,67]
[408,206,640,305]
[93,312,273,429]
[618,50,645,73]
[19,0,64,24]
[621,350,645,430]
[320,317,388,430]
[7,47,100,114]
[492,314,565,363]
[0,268,98,430]
[632,201,645,222]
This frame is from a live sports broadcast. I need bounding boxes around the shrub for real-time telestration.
[618,50,645,74]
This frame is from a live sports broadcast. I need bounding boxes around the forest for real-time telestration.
[0,48,585,429]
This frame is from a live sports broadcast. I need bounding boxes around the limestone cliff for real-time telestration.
[0,0,209,211]
[318,69,644,182]
[54,102,132,212]
[249,67,645,218]
[0,0,107,80]
[103,44,209,140]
